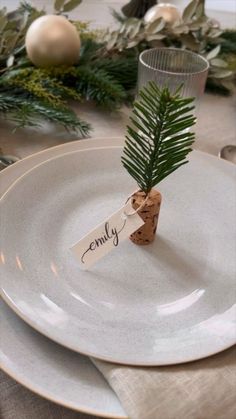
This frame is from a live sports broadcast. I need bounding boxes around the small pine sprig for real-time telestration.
[122,82,196,194]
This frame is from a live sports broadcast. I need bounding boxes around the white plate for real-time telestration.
[0,299,126,418]
[1,146,236,366]
[0,138,127,418]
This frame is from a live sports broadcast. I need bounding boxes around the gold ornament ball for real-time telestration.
[25,15,81,68]
[144,3,181,25]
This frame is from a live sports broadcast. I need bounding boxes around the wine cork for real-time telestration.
[130,189,162,245]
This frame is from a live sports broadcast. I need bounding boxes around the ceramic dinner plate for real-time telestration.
[0,137,127,418]
[1,145,236,365]
[0,299,126,418]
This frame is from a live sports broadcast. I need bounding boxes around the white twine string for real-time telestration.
[123,190,149,217]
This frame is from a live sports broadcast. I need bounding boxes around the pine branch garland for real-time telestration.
[0,91,90,135]
[0,0,235,134]
[4,68,82,106]
[122,82,196,194]
[91,56,138,90]
[219,30,236,54]
[75,66,127,107]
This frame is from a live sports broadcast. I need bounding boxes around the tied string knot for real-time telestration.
[123,190,149,218]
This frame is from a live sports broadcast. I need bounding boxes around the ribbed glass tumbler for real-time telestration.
[138,48,209,103]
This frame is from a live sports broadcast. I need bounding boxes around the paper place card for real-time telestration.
[70,201,144,269]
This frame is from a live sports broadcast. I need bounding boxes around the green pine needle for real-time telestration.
[0,91,90,135]
[122,82,196,194]
[91,56,138,91]
[76,66,127,108]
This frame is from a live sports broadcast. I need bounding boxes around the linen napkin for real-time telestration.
[92,345,236,419]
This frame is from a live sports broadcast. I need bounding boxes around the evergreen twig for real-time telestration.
[0,91,90,135]
[91,56,138,90]
[122,82,196,194]
[75,66,127,107]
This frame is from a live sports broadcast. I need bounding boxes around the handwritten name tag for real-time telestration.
[70,201,144,269]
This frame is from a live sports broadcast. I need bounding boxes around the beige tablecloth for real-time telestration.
[1,94,236,160]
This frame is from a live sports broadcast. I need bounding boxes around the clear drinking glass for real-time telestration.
[138,48,209,105]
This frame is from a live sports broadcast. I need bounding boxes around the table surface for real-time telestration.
[1,2,236,419]
[1,0,236,28]
[0,0,235,158]
[1,93,236,160]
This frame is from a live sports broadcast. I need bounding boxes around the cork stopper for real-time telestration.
[129,189,162,245]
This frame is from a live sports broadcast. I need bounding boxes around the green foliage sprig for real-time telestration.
[0,1,133,134]
[0,89,90,134]
[122,82,196,194]
[107,0,236,94]
[0,0,235,135]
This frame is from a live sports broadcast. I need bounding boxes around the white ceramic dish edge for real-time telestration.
[0,137,127,419]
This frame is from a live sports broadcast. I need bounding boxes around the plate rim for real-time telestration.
[0,355,126,419]
[0,137,128,419]
[1,145,236,366]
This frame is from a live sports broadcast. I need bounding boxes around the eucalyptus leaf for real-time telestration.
[123,18,140,36]
[201,22,209,36]
[146,17,165,34]
[116,38,126,50]
[13,44,26,55]
[119,22,127,34]
[125,17,140,26]
[7,54,14,67]
[220,80,235,91]
[211,58,228,68]
[196,16,208,24]
[181,34,200,51]
[119,20,130,34]
[18,13,28,31]
[4,33,19,54]
[63,0,82,12]
[182,0,198,22]
[172,24,189,34]
[212,70,233,79]
[0,7,7,16]
[6,10,22,21]
[129,20,142,38]
[208,29,223,38]
[195,2,204,19]
[146,34,166,41]
[2,29,16,40]
[199,39,207,51]
[0,16,7,32]
[127,40,139,48]
[6,10,28,32]
[207,45,221,60]
[5,21,18,31]
[54,0,65,11]
[188,22,201,31]
[106,32,118,50]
